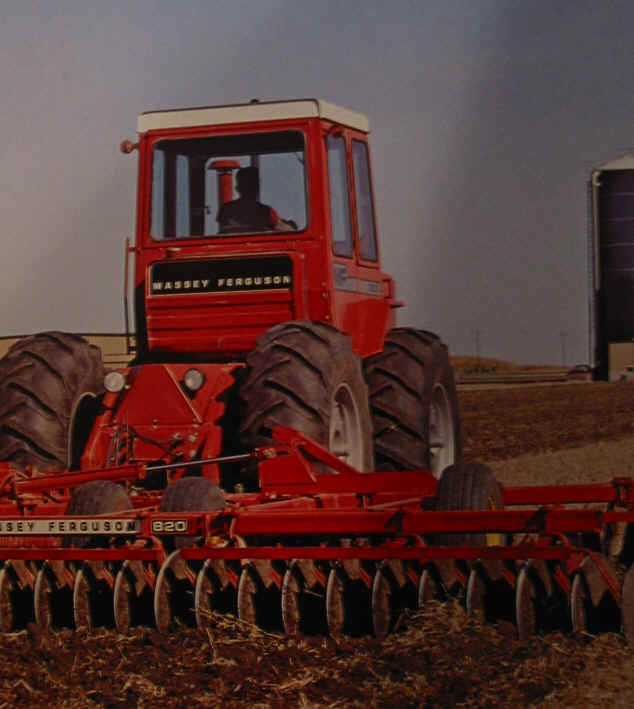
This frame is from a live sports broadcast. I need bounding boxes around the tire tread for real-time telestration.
[364,327,460,471]
[0,332,104,472]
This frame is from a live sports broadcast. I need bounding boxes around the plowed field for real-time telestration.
[460,381,634,462]
[2,382,634,708]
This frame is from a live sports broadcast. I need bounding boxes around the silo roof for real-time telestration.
[597,155,634,171]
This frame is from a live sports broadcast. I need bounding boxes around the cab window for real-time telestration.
[150,130,307,239]
[352,140,378,261]
[326,135,353,258]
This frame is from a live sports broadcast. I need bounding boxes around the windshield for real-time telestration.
[150,130,307,240]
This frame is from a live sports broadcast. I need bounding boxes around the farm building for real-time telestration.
[0,334,132,369]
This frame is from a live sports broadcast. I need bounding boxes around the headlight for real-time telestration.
[104,371,126,393]
[183,368,205,392]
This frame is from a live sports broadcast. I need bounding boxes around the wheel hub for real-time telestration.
[428,383,456,478]
[329,383,364,469]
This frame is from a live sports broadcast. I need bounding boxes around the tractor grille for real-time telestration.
[145,256,294,355]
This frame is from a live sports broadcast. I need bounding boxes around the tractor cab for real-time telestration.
[127,99,399,361]
[0,99,459,506]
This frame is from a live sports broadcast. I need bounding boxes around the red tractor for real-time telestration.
[0,101,633,643]
[0,98,460,489]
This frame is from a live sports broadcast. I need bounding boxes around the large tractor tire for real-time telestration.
[239,321,373,471]
[363,328,460,476]
[0,332,104,473]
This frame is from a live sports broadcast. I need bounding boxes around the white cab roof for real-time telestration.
[137,99,369,134]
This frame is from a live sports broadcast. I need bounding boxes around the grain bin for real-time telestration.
[589,156,634,380]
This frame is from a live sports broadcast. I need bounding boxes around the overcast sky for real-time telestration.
[0,0,632,364]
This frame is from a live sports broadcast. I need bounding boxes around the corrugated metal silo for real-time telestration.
[589,156,634,380]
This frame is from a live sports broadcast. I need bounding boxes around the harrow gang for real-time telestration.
[0,427,632,642]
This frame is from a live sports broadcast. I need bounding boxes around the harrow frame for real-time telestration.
[0,427,632,642]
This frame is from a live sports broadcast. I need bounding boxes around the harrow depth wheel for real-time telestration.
[64,480,133,548]
[434,462,504,546]
[159,477,225,550]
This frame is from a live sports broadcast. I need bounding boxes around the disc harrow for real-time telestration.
[0,427,633,647]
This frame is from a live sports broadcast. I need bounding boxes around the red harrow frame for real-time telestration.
[0,426,633,644]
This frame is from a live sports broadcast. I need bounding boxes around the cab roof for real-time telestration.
[137,99,369,134]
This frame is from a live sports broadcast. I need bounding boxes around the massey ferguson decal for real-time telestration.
[0,518,141,535]
[150,256,293,295]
